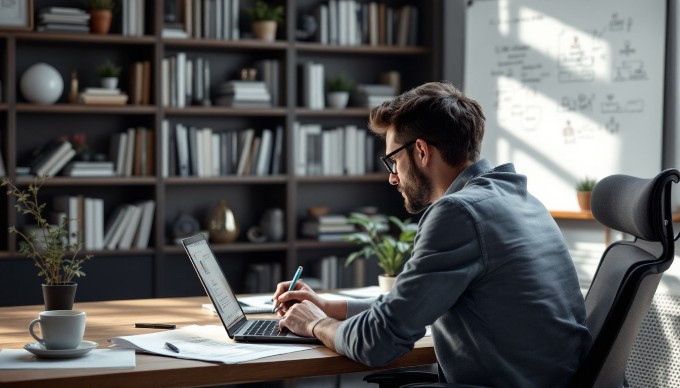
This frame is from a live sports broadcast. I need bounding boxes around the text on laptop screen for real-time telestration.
[184,238,242,328]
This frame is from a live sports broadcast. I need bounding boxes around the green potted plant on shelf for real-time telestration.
[575,176,598,211]
[97,60,122,89]
[245,0,285,42]
[326,74,355,109]
[85,0,116,34]
[344,213,417,292]
[2,177,92,310]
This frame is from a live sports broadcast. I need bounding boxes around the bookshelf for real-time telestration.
[0,0,442,306]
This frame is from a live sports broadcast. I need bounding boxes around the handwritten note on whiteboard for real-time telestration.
[464,0,666,210]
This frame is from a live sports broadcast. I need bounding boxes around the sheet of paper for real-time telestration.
[0,349,135,369]
[110,324,318,364]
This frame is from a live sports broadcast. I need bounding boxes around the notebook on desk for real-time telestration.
[181,234,319,344]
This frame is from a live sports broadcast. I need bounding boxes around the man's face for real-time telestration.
[385,129,433,214]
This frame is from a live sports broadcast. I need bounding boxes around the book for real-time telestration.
[117,204,142,249]
[37,142,76,177]
[236,129,255,176]
[133,200,155,249]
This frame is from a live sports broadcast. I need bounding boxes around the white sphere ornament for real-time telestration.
[20,63,64,105]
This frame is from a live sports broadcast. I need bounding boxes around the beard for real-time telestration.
[399,155,433,214]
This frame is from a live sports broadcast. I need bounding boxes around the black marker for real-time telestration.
[135,323,176,329]
[165,342,180,353]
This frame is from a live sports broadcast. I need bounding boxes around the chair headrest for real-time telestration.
[591,169,679,241]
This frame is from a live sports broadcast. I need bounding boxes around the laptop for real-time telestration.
[181,233,319,344]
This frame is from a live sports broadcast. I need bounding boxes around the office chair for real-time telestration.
[365,168,680,388]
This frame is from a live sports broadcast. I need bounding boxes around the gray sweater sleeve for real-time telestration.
[345,297,378,318]
[334,200,483,366]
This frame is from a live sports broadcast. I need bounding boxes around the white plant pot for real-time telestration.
[101,77,118,90]
[326,91,350,109]
[378,274,396,293]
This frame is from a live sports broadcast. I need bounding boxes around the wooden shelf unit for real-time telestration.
[0,0,443,306]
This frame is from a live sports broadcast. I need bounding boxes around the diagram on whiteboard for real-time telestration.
[465,0,665,210]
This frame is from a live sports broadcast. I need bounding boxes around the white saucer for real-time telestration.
[24,340,98,359]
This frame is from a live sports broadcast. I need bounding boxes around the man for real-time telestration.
[275,82,591,387]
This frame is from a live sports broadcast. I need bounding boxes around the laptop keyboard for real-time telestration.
[244,320,288,336]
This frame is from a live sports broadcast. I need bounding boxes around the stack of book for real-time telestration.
[354,84,396,108]
[30,139,77,177]
[36,7,90,33]
[215,81,272,108]
[300,214,356,241]
[62,161,116,177]
[79,88,129,105]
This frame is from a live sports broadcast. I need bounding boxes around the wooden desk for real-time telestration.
[0,297,436,388]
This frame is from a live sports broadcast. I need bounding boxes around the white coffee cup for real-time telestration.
[28,310,86,350]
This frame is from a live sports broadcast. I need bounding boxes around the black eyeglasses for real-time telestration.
[380,140,416,174]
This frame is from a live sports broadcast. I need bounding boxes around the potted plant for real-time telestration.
[344,213,417,292]
[326,74,355,109]
[575,176,598,211]
[97,60,122,89]
[1,178,92,310]
[85,0,116,34]
[245,0,285,42]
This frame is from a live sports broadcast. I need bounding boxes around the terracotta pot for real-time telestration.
[90,10,113,34]
[577,191,592,211]
[252,21,277,42]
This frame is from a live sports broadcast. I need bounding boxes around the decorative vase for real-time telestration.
[327,91,350,109]
[20,63,64,105]
[378,275,396,293]
[577,191,592,211]
[207,200,239,243]
[42,283,77,310]
[101,77,118,89]
[90,10,113,34]
[252,21,277,41]
[260,208,284,242]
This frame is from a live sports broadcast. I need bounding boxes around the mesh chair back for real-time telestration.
[569,169,679,388]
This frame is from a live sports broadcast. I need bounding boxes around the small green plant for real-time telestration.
[245,0,285,24]
[326,74,355,92]
[344,213,417,277]
[575,177,598,192]
[2,178,92,285]
[97,60,122,78]
[84,0,116,10]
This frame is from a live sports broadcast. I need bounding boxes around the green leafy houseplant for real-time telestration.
[576,177,598,192]
[326,74,355,93]
[84,0,116,10]
[245,0,285,23]
[344,213,417,277]
[2,178,92,285]
[97,60,122,78]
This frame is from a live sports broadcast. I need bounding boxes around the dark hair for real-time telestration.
[368,81,485,167]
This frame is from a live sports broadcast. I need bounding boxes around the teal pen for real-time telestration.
[273,266,303,313]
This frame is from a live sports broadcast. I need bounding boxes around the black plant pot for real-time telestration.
[42,283,77,310]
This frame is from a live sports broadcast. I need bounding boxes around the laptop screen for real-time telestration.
[182,234,246,332]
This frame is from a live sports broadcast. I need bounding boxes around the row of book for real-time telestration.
[161,122,284,177]
[293,122,377,176]
[36,7,90,33]
[161,53,280,108]
[102,200,156,250]
[215,80,272,108]
[163,0,240,40]
[121,0,146,37]
[313,1,419,47]
[110,128,155,177]
[49,196,154,251]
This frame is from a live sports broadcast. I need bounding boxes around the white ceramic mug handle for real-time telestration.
[28,318,45,345]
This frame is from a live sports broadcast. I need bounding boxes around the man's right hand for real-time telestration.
[272,280,347,320]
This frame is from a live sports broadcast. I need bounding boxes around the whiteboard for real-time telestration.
[464,0,666,210]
